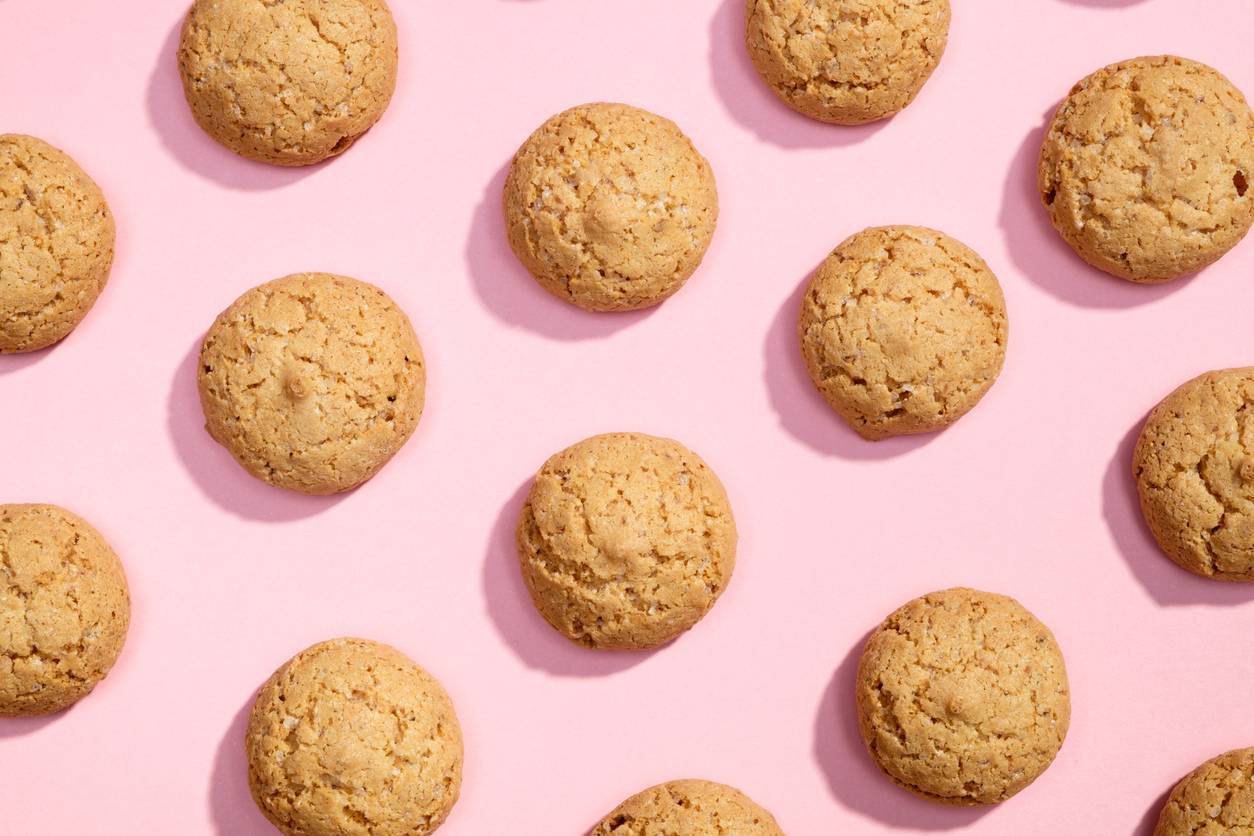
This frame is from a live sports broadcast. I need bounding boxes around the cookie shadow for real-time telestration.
[0,349,54,376]
[208,696,272,835]
[167,339,346,522]
[1134,785,1170,836]
[0,710,69,738]
[814,634,989,829]
[708,0,888,149]
[481,481,653,677]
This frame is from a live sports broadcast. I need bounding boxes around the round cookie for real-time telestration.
[516,433,737,650]
[0,504,130,716]
[855,587,1071,805]
[1039,56,1254,283]
[1154,748,1254,835]
[178,0,398,166]
[247,638,463,836]
[591,779,784,835]
[503,103,719,312]
[198,272,425,495]
[798,225,1008,440]
[745,0,951,125]
[1133,368,1254,580]
[0,135,115,353]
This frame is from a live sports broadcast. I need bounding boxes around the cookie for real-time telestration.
[798,225,1008,440]
[1154,747,1254,835]
[1039,56,1254,283]
[178,0,398,166]
[503,103,719,312]
[247,638,463,836]
[0,135,115,353]
[591,779,784,835]
[198,272,425,495]
[855,588,1071,805]
[745,0,951,125]
[0,504,130,716]
[1133,368,1254,580]
[516,433,737,650]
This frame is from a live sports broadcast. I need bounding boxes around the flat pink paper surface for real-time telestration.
[2,0,1253,833]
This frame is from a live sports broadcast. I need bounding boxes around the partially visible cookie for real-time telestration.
[503,103,719,311]
[591,779,784,835]
[745,0,951,124]
[178,0,398,166]
[855,588,1071,805]
[1039,56,1254,282]
[799,225,1008,440]
[0,504,130,716]
[0,135,115,353]
[1134,368,1254,580]
[198,272,425,495]
[1155,748,1254,835]
[516,433,737,650]
[247,638,463,836]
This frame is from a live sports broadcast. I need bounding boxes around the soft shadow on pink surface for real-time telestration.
[482,481,653,677]
[209,697,272,835]
[814,635,988,830]
[0,711,66,739]
[708,0,888,149]
[1104,420,1254,606]
[0,350,53,375]
[167,340,346,522]
[764,275,938,460]
[1135,786,1170,836]
[465,164,656,341]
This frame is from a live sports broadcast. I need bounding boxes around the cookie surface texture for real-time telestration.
[1155,747,1254,835]
[591,779,785,835]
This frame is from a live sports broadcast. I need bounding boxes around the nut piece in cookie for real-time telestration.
[516,433,737,650]
[1154,747,1254,835]
[798,225,1008,440]
[503,103,719,312]
[591,779,785,835]
[1039,55,1254,283]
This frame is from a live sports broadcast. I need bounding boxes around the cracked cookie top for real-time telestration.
[516,433,737,650]
[0,504,130,716]
[1154,747,1254,835]
[177,0,398,166]
[1134,368,1254,581]
[198,272,425,495]
[0,134,115,353]
[855,588,1071,806]
[1039,55,1254,283]
[745,0,951,125]
[503,103,719,312]
[591,779,785,835]
[798,225,1008,440]
[246,638,463,836]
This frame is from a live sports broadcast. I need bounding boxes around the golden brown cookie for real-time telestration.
[198,272,425,495]
[503,103,719,312]
[1133,368,1254,580]
[178,0,399,166]
[0,504,130,716]
[247,638,463,836]
[855,588,1071,805]
[591,779,785,835]
[1155,747,1254,835]
[516,433,737,650]
[1039,56,1254,283]
[0,135,115,353]
[798,225,1008,440]
[745,0,951,125]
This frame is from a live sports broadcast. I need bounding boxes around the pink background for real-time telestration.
[2,0,1253,833]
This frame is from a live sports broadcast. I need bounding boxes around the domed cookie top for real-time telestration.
[1155,747,1254,835]
[856,588,1070,805]
[198,272,425,495]
[1040,55,1254,283]
[799,225,1008,440]
[503,103,719,312]
[591,779,784,835]
[745,0,951,125]
[178,0,398,166]
[0,504,130,716]
[0,135,114,353]
[517,433,737,650]
[1134,368,1254,580]
[247,638,463,836]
